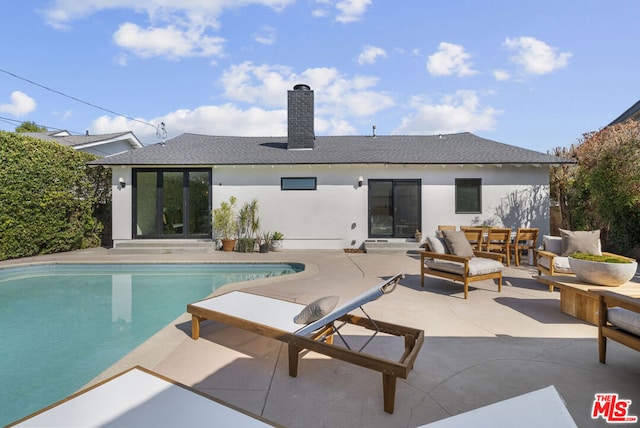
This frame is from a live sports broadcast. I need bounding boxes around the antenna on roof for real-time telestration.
[157,122,167,146]
[372,125,376,138]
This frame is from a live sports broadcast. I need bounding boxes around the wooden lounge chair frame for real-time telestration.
[187,273,424,414]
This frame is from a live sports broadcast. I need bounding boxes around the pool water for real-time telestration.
[0,263,302,425]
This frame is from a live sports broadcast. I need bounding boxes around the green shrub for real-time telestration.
[0,131,111,260]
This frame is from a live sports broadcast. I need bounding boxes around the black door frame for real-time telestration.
[132,168,211,239]
[368,179,421,238]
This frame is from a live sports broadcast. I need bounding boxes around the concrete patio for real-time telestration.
[4,248,640,427]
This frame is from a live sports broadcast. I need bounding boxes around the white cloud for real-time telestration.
[254,25,277,45]
[313,0,371,23]
[91,61,395,143]
[0,91,37,116]
[393,90,501,135]
[504,36,572,75]
[493,69,511,81]
[41,0,294,58]
[113,22,225,59]
[358,45,387,65]
[218,62,395,119]
[90,104,287,143]
[335,0,371,22]
[427,42,478,77]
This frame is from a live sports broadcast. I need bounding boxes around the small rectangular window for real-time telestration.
[455,178,481,213]
[281,177,317,191]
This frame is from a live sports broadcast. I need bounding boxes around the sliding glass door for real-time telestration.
[368,179,421,238]
[133,169,211,238]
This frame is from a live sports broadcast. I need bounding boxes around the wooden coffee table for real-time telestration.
[536,275,640,325]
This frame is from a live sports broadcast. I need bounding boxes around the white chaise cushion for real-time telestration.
[608,307,640,336]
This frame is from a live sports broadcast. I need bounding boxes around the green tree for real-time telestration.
[0,131,111,260]
[557,120,640,256]
[14,121,47,133]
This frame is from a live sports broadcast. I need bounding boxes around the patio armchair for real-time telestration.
[593,290,640,364]
[421,232,505,299]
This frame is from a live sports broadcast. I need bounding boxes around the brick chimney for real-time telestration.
[287,84,315,150]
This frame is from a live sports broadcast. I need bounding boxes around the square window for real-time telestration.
[455,178,481,213]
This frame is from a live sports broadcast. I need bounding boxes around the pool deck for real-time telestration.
[4,248,640,427]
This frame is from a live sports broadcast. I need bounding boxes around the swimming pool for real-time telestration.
[0,263,302,425]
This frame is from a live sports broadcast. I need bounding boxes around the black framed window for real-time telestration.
[455,178,481,213]
[281,177,317,190]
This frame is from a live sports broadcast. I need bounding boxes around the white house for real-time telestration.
[90,85,572,250]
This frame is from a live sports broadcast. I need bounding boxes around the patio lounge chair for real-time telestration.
[593,290,640,364]
[9,366,278,427]
[187,274,424,414]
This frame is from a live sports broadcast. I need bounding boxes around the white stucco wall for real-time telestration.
[111,163,551,249]
[111,167,132,241]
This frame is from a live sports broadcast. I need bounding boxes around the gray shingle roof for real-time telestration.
[89,132,572,166]
[609,100,640,126]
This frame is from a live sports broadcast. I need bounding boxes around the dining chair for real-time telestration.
[460,226,484,251]
[512,228,539,266]
[485,227,512,266]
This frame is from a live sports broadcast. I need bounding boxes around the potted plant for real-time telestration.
[568,253,638,286]
[271,231,284,251]
[212,196,238,251]
[237,199,260,252]
[259,231,272,253]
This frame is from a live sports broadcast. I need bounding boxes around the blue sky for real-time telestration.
[0,1,638,153]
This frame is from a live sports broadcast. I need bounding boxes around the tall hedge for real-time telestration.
[0,131,111,260]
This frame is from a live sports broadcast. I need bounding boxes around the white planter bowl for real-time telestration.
[568,257,638,286]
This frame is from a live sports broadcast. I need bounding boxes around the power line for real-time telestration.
[0,67,159,132]
[0,115,80,133]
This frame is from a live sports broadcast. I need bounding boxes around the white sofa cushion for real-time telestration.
[538,254,573,274]
[426,236,449,254]
[543,235,562,254]
[425,257,504,277]
[608,307,640,336]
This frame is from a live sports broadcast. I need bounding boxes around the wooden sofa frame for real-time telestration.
[593,290,640,364]
[420,249,504,299]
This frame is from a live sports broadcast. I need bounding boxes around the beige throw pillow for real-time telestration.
[442,230,475,257]
[559,229,601,256]
[294,295,339,324]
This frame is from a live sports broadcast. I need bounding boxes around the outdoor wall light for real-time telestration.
[118,177,126,189]
[358,176,364,187]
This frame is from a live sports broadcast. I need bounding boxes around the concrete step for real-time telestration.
[110,239,215,254]
[364,239,422,254]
